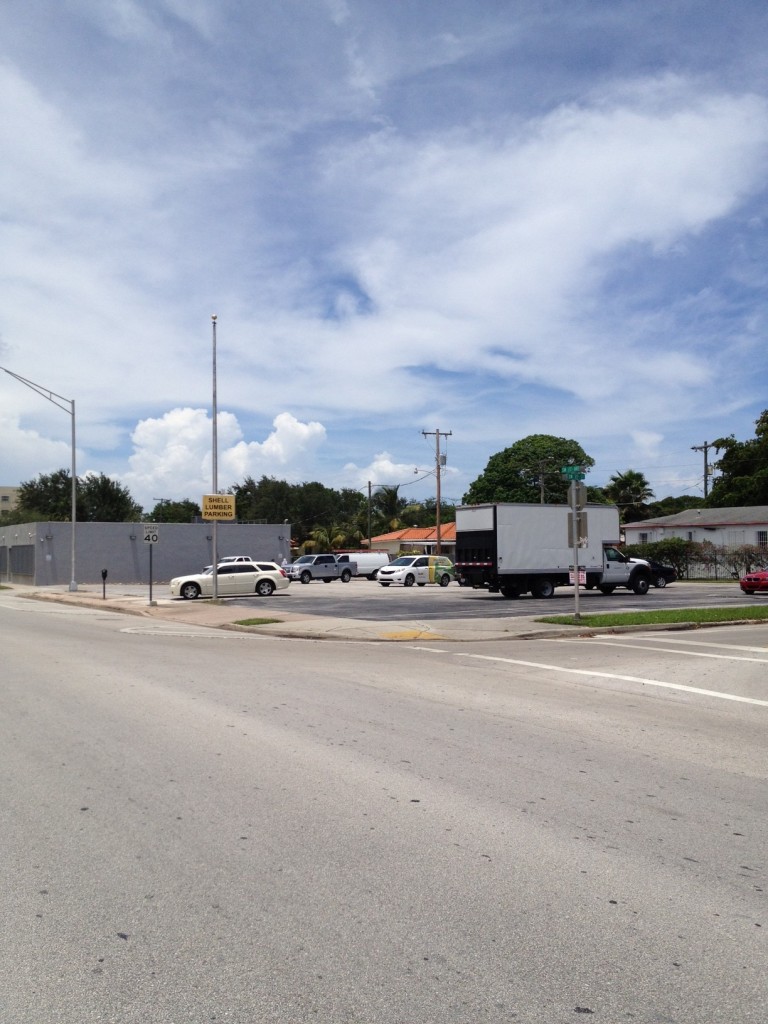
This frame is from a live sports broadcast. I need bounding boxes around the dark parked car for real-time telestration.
[647,560,677,588]
[628,558,677,587]
[739,569,768,595]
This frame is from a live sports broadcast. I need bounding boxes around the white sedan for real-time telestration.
[171,561,290,599]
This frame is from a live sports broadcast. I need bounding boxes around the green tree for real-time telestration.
[645,494,705,518]
[17,468,142,522]
[370,485,407,533]
[623,537,695,578]
[586,485,611,504]
[148,499,201,523]
[18,468,81,521]
[229,477,366,546]
[79,473,143,522]
[707,410,768,507]
[404,499,457,527]
[304,523,347,553]
[232,475,295,522]
[463,435,594,505]
[604,469,654,523]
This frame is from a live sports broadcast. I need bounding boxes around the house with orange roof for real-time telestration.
[370,522,456,558]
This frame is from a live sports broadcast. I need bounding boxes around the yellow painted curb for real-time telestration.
[379,629,448,641]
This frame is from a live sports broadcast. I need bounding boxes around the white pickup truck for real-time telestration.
[285,554,356,584]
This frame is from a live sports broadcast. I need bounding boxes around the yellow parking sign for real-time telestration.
[202,494,236,520]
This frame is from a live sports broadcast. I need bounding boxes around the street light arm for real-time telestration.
[1,364,77,591]
[1,366,73,415]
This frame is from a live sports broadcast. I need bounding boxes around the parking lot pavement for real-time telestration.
[12,582,580,641]
[8,579,756,643]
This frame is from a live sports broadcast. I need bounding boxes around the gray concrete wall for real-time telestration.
[0,521,291,586]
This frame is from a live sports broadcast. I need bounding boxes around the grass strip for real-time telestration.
[234,618,283,626]
[538,606,768,627]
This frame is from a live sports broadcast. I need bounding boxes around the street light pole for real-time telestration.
[1,366,77,590]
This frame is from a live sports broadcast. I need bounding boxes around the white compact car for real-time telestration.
[171,561,290,599]
[376,555,455,587]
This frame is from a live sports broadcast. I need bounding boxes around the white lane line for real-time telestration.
[629,635,768,654]
[454,652,768,707]
[546,638,768,664]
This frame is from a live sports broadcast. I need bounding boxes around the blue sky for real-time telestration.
[1,0,767,512]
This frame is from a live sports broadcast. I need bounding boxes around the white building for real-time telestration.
[624,507,768,549]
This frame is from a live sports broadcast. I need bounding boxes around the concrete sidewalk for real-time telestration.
[13,583,582,642]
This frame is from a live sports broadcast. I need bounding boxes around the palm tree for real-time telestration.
[605,470,655,522]
[370,485,407,534]
[305,524,347,553]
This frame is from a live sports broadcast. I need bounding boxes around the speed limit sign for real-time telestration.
[143,524,159,544]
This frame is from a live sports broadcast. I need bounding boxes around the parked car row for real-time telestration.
[170,553,711,601]
[170,553,458,599]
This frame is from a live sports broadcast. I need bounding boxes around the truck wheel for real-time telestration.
[340,569,352,582]
[256,579,275,596]
[403,574,415,587]
[300,571,312,584]
[438,574,451,587]
[632,576,650,595]
[654,574,667,588]
[180,582,201,600]
[531,578,554,599]
[500,583,520,598]
[599,584,615,595]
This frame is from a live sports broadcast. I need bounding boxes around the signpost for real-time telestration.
[202,494,235,600]
[143,523,159,605]
[562,468,586,621]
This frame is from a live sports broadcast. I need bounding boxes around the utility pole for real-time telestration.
[533,459,557,503]
[691,441,712,498]
[422,428,452,554]
[367,480,372,551]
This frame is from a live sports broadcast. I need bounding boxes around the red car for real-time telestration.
[739,569,768,595]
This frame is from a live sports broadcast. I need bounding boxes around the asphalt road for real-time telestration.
[195,577,759,620]
[1,593,766,1023]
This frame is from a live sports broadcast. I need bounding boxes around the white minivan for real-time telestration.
[336,551,391,580]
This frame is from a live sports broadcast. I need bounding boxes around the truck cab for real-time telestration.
[596,547,651,594]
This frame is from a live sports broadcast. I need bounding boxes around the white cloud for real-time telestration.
[220,412,327,483]
[341,451,421,492]
[121,408,326,510]
[0,412,74,484]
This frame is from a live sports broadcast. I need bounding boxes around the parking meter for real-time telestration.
[101,568,108,599]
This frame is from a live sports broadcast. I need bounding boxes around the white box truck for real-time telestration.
[454,502,651,598]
